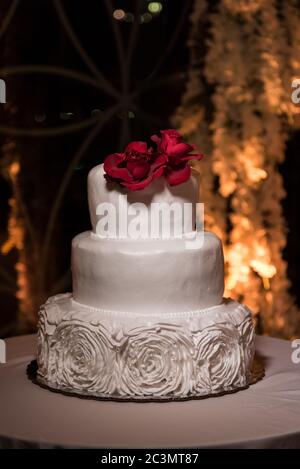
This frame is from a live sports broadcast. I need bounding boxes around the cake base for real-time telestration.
[36,293,257,401]
[28,356,264,403]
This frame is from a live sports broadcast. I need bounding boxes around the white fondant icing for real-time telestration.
[88,164,199,239]
[72,231,224,313]
[37,294,255,399]
[36,162,256,401]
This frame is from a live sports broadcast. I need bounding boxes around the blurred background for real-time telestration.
[0,0,299,339]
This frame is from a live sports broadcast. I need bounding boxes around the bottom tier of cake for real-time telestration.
[37,294,255,401]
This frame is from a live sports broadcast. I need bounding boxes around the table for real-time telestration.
[0,334,300,449]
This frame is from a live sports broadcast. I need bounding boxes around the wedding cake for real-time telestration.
[36,130,255,400]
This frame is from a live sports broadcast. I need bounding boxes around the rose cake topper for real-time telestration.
[103,129,204,191]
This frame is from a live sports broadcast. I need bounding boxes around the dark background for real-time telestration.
[0,0,299,337]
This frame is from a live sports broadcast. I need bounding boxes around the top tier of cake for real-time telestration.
[88,164,199,240]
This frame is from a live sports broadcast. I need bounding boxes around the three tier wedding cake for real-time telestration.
[36,130,255,401]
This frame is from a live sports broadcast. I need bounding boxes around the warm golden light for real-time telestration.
[250,260,277,279]
[174,0,300,337]
[1,143,34,331]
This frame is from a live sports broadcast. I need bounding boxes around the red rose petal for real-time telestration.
[121,164,165,191]
[127,161,150,179]
[125,141,148,153]
[180,153,204,162]
[151,165,165,181]
[121,173,153,191]
[161,129,181,139]
[104,130,203,190]
[151,134,161,145]
[103,153,123,171]
[168,142,195,157]
[104,153,133,182]
[165,164,191,186]
[152,153,168,169]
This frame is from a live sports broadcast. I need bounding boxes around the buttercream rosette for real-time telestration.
[193,323,245,394]
[119,324,195,397]
[49,321,117,395]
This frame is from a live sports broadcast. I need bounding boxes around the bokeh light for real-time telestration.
[124,13,134,23]
[148,2,163,14]
[113,9,125,21]
[60,112,74,120]
[141,13,152,23]
[91,109,102,117]
[34,113,46,123]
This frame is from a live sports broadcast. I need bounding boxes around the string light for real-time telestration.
[113,5,160,24]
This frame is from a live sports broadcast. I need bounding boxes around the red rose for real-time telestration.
[103,130,204,190]
[104,141,167,191]
[151,129,204,186]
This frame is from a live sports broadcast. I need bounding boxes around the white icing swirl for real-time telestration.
[50,321,117,394]
[37,307,49,378]
[119,324,195,397]
[36,294,256,400]
[239,315,255,380]
[194,323,244,394]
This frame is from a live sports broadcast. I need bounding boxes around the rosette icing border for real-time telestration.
[36,294,257,401]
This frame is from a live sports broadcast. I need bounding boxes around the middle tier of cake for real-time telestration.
[72,231,224,314]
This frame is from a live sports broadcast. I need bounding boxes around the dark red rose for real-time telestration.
[151,129,204,186]
[104,141,167,191]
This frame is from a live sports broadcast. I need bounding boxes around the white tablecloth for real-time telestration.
[0,334,300,448]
